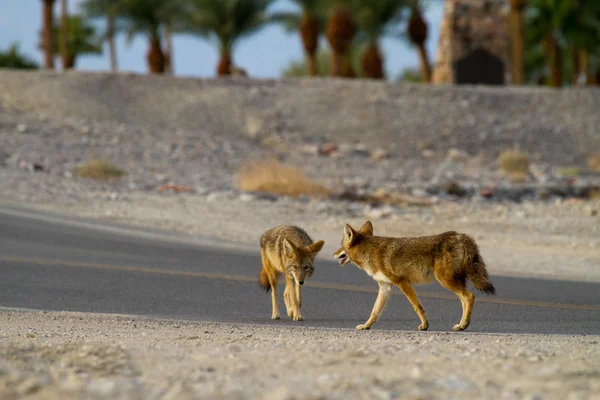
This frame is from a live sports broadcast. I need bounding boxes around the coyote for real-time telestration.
[259,225,325,321]
[333,221,496,331]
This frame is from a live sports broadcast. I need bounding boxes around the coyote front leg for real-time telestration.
[356,282,392,330]
[285,275,303,321]
[269,275,280,320]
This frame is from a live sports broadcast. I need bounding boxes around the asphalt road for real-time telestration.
[1,205,599,335]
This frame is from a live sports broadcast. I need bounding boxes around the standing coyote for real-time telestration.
[259,225,325,321]
[333,221,496,331]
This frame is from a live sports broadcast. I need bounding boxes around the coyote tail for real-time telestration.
[467,253,496,294]
[462,237,496,295]
[259,266,271,293]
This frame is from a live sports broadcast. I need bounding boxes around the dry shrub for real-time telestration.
[498,150,530,174]
[74,160,126,180]
[556,166,581,178]
[237,158,330,198]
[509,171,527,184]
[588,154,600,171]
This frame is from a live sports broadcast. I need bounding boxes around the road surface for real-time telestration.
[1,204,599,335]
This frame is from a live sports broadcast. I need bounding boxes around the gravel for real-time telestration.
[1,309,599,400]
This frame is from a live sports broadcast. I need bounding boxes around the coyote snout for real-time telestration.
[333,220,496,332]
[333,248,350,266]
[258,225,325,321]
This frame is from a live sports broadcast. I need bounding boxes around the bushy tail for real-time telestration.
[259,266,271,293]
[467,252,496,295]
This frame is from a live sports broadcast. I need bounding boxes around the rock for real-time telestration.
[437,376,473,391]
[372,148,390,161]
[411,187,427,197]
[239,193,256,202]
[245,115,262,139]
[251,192,278,202]
[480,187,495,199]
[351,148,370,159]
[364,205,395,220]
[0,151,9,166]
[410,366,424,379]
[17,123,28,133]
[447,148,470,161]
[5,153,20,166]
[206,191,234,202]
[18,160,45,173]
[157,184,194,194]
[301,144,319,156]
[585,207,598,217]
[422,149,435,159]
[319,143,339,156]
[15,377,41,396]
[442,181,469,197]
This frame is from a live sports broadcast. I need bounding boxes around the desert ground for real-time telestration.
[1,69,599,399]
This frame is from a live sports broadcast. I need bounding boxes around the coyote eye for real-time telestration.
[304,266,310,271]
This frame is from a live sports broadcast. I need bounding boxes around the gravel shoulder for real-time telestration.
[1,309,599,400]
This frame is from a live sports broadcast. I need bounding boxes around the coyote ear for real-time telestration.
[306,240,325,254]
[283,238,295,258]
[359,221,373,236]
[344,224,356,244]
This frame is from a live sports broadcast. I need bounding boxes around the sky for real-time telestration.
[0,0,444,80]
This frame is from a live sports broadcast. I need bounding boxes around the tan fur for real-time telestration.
[259,225,325,321]
[333,221,496,331]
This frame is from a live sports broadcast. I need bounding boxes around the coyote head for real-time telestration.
[333,221,373,267]
[283,239,325,285]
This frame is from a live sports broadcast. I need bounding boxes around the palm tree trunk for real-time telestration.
[217,51,232,76]
[306,53,318,76]
[42,0,56,69]
[165,21,174,75]
[579,49,590,86]
[330,52,342,77]
[299,14,319,77]
[65,54,76,69]
[417,43,431,82]
[107,11,117,72]
[146,38,165,74]
[60,0,69,70]
[543,37,562,87]
[549,38,562,88]
[361,43,384,79]
[509,7,525,84]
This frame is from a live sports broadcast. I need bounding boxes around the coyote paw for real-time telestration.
[453,324,467,331]
[292,314,304,321]
[418,323,429,331]
[356,324,371,331]
[271,314,280,320]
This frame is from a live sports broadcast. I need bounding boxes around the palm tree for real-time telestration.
[52,15,103,69]
[182,0,274,77]
[118,0,187,74]
[41,0,57,69]
[281,43,362,77]
[526,0,578,87]
[509,0,527,84]
[60,0,69,70]
[563,0,600,85]
[0,43,40,69]
[80,0,120,72]
[406,0,431,82]
[353,0,404,79]
[324,0,357,77]
[271,0,326,77]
